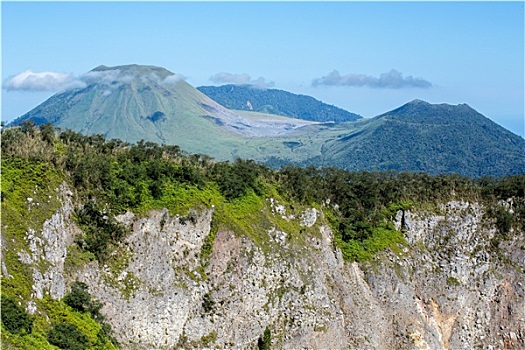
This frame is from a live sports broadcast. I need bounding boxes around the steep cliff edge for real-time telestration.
[2,128,524,349]
[3,182,523,349]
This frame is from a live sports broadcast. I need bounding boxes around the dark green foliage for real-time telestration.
[2,125,524,265]
[202,293,215,314]
[47,323,90,350]
[200,216,218,263]
[314,100,525,177]
[20,120,37,135]
[211,158,264,200]
[64,281,92,313]
[39,123,56,144]
[75,201,127,262]
[490,206,515,234]
[63,281,118,347]
[277,166,525,260]
[198,84,362,122]
[1,296,34,334]
[257,327,272,350]
[64,281,103,320]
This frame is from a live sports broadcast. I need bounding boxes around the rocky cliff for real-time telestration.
[4,181,524,350]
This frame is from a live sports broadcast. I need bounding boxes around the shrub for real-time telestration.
[64,281,103,320]
[75,201,127,262]
[1,296,33,334]
[47,322,90,350]
[211,159,263,200]
[202,292,215,314]
[257,327,272,350]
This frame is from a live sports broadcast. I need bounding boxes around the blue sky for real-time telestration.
[2,1,524,136]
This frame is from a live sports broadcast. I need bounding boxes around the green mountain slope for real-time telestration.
[197,84,362,123]
[11,65,255,159]
[237,100,525,177]
[320,100,525,176]
[9,65,525,177]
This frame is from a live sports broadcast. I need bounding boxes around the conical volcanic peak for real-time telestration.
[9,64,317,160]
[9,64,237,147]
[81,64,184,90]
[377,99,491,126]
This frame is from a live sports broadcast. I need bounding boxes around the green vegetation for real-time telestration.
[75,201,128,262]
[0,126,119,349]
[3,125,524,265]
[198,84,362,122]
[64,282,102,318]
[47,322,90,350]
[9,65,525,177]
[202,292,215,314]
[446,276,461,287]
[200,330,217,346]
[1,296,34,334]
[63,281,118,346]
[1,124,524,348]
[257,327,272,350]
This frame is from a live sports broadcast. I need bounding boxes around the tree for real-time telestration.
[64,281,102,319]
[47,323,90,350]
[1,296,33,334]
[40,123,55,144]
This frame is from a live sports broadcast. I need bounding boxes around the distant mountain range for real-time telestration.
[197,84,362,123]
[10,64,525,177]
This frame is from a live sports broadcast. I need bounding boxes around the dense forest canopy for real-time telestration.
[3,122,524,260]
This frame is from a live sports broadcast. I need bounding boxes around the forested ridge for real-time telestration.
[197,84,362,123]
[1,122,524,348]
[4,122,524,259]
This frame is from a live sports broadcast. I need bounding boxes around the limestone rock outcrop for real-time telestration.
[10,187,525,349]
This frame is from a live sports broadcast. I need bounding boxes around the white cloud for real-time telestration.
[3,69,86,92]
[2,68,138,93]
[81,69,134,87]
[210,72,275,88]
[312,69,432,89]
[163,73,187,84]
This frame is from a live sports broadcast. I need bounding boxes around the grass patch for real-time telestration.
[446,276,461,287]
[1,156,63,299]
[335,223,406,262]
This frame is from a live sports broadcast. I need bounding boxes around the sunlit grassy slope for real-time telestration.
[12,65,525,177]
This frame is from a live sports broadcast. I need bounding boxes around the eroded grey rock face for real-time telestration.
[16,186,525,350]
[20,182,78,301]
[386,201,525,349]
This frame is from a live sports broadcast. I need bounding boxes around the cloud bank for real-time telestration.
[82,69,134,86]
[163,73,186,84]
[312,69,432,89]
[3,68,188,93]
[3,69,87,92]
[210,72,275,88]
